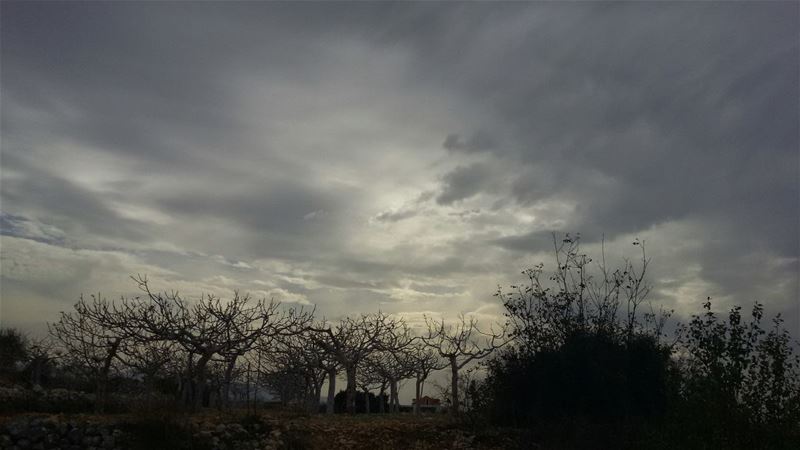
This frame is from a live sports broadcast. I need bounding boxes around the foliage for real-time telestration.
[0,327,28,376]
[477,332,675,427]
[674,299,800,448]
[476,233,800,448]
[479,234,673,424]
[497,234,662,354]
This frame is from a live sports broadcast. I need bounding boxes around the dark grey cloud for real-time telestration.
[0,213,64,247]
[436,162,497,205]
[423,3,798,263]
[490,230,555,254]
[1,1,797,339]
[443,132,497,154]
[375,208,418,223]
[1,154,151,246]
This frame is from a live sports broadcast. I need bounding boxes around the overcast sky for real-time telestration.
[1,2,798,343]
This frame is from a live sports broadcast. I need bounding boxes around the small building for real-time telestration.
[413,396,442,412]
[412,396,441,406]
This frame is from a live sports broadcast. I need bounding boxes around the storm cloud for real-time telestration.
[1,2,798,340]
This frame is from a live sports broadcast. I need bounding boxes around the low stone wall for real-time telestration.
[195,422,287,450]
[0,415,294,450]
[0,386,94,414]
[0,416,123,450]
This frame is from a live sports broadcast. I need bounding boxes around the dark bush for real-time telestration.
[478,331,675,427]
[122,414,201,450]
[333,390,386,413]
[0,328,28,379]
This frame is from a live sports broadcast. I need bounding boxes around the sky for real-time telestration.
[1,1,799,349]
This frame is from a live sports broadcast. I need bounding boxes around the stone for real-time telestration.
[6,422,27,438]
[102,436,115,449]
[26,428,44,443]
[43,434,58,446]
[67,429,82,445]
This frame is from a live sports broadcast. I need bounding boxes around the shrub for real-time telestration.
[0,328,28,379]
[333,390,385,413]
[477,331,675,427]
[477,235,676,446]
[674,300,800,448]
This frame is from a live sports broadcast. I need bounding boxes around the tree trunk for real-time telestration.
[326,369,336,414]
[305,378,316,413]
[245,362,251,412]
[379,382,386,413]
[450,358,459,416]
[181,352,194,406]
[364,387,370,414]
[414,376,422,415]
[222,356,237,409]
[194,353,213,410]
[345,365,357,414]
[96,339,121,413]
[96,375,108,414]
[314,378,323,414]
[389,380,398,413]
[30,358,44,387]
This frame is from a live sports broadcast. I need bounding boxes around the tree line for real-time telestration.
[2,275,507,416]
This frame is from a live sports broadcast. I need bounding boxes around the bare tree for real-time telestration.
[355,361,391,414]
[258,332,329,413]
[356,358,384,413]
[311,312,405,414]
[118,338,178,405]
[48,294,126,412]
[376,321,416,412]
[422,314,508,415]
[409,344,445,414]
[26,336,58,388]
[260,364,305,406]
[319,349,341,414]
[368,343,417,413]
[433,364,480,413]
[119,275,312,409]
